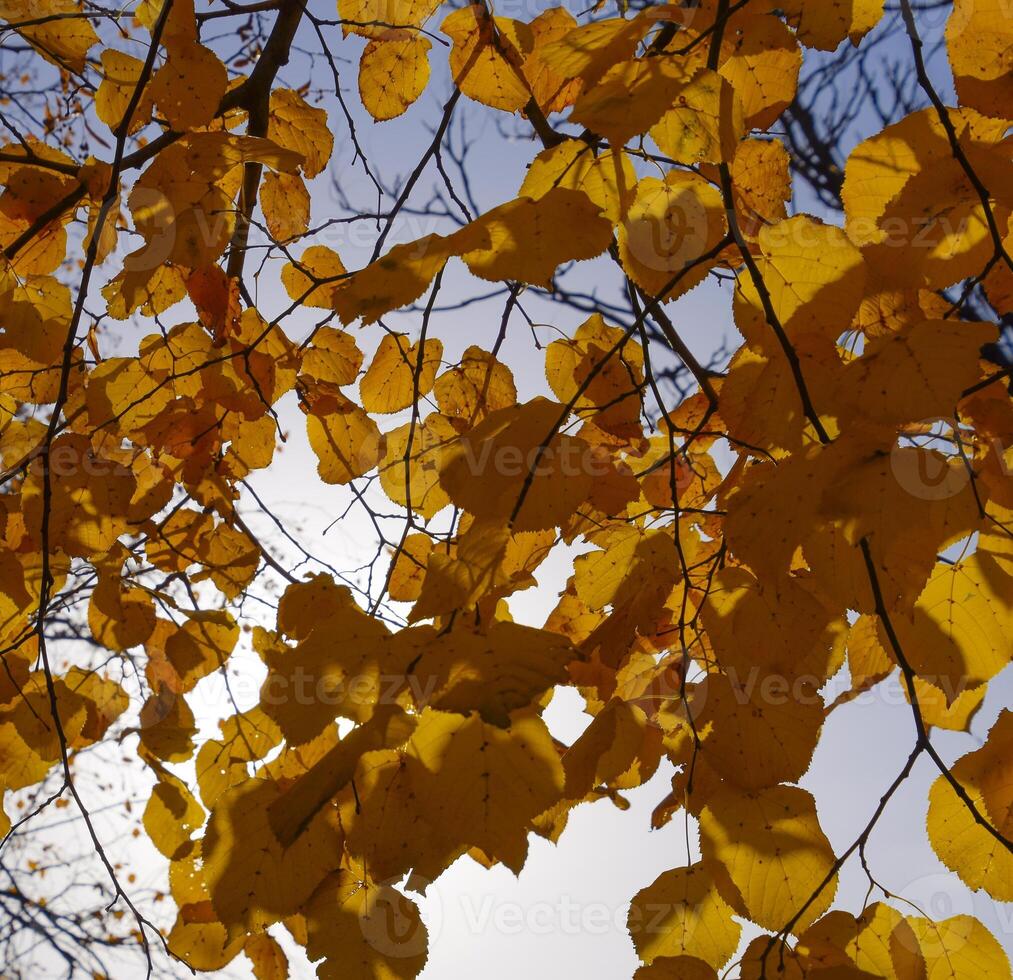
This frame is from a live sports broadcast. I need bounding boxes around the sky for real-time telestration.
[5,1,1012,977]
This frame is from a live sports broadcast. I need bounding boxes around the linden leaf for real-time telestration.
[282,245,348,307]
[203,776,344,934]
[520,142,637,225]
[946,0,1013,118]
[87,574,156,651]
[305,392,384,485]
[300,326,364,387]
[522,7,583,114]
[379,412,458,519]
[359,31,431,121]
[649,68,744,166]
[890,553,1012,698]
[360,333,443,414]
[0,0,98,72]
[303,870,429,980]
[544,313,644,439]
[334,233,467,325]
[563,698,663,799]
[634,958,719,980]
[438,398,594,532]
[261,171,311,242]
[95,51,155,132]
[927,709,1013,901]
[780,0,885,50]
[570,56,693,148]
[260,585,394,743]
[442,5,532,112]
[697,670,824,789]
[733,215,866,350]
[405,708,564,873]
[537,13,656,88]
[244,933,289,980]
[433,345,517,423]
[268,89,334,178]
[339,0,441,39]
[149,42,227,131]
[627,862,741,969]
[717,11,801,129]
[144,765,204,860]
[392,619,573,725]
[904,914,1013,980]
[836,320,993,426]
[618,170,727,301]
[699,783,838,934]
[268,705,417,847]
[460,188,614,288]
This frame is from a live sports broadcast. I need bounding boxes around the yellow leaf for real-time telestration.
[149,42,227,131]
[627,861,741,969]
[261,171,310,241]
[731,137,791,227]
[305,392,384,484]
[700,784,838,934]
[522,7,583,114]
[442,5,532,112]
[836,319,993,426]
[0,0,97,72]
[358,31,431,121]
[545,313,644,438]
[618,170,727,300]
[95,51,154,132]
[197,522,260,599]
[927,709,1013,901]
[634,958,718,980]
[195,707,280,808]
[165,610,239,692]
[537,12,657,88]
[203,776,343,934]
[798,901,908,977]
[649,68,744,165]
[891,553,1011,698]
[360,333,443,414]
[733,215,866,349]
[698,670,824,789]
[563,698,662,798]
[520,141,636,224]
[379,412,458,519]
[392,619,573,725]
[717,12,801,129]
[780,0,885,50]
[139,688,197,763]
[268,706,416,847]
[946,0,1013,118]
[339,0,440,39]
[244,933,289,980]
[433,345,516,423]
[261,585,394,743]
[300,326,363,387]
[334,233,465,325]
[438,398,594,531]
[282,245,348,307]
[571,56,692,148]
[268,89,334,178]
[461,187,613,288]
[87,574,156,651]
[406,708,564,873]
[144,766,204,860]
[905,914,1012,980]
[388,533,433,601]
[303,870,428,980]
